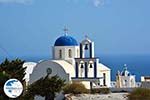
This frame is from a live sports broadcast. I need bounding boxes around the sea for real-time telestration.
[0,54,150,82]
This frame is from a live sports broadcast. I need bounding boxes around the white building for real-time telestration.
[116,64,136,88]
[141,76,150,82]
[141,76,150,88]
[26,31,111,89]
[23,62,37,86]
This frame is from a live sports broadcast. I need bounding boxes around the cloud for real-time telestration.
[0,0,33,4]
[93,0,105,7]
[66,0,105,7]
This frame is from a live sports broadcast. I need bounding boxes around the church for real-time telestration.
[116,64,136,88]
[24,30,111,89]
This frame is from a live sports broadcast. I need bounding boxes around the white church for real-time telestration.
[23,30,111,89]
[116,64,136,88]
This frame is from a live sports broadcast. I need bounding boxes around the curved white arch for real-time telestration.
[29,60,75,84]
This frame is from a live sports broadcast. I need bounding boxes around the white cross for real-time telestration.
[63,27,68,35]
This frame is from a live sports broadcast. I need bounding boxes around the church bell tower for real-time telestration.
[74,36,99,79]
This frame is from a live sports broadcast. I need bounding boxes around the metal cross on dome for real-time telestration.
[63,27,69,35]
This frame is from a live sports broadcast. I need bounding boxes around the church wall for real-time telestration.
[119,75,136,88]
[129,76,136,87]
[23,62,37,86]
[106,70,111,87]
[29,60,72,84]
[53,46,65,59]
[91,42,95,58]
[53,46,79,60]
[98,70,111,87]
[121,76,130,88]
[96,63,111,87]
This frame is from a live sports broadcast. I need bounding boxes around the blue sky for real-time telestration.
[0,0,150,59]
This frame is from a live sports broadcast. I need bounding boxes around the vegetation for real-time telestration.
[63,82,89,94]
[0,58,26,99]
[0,72,9,99]
[91,88,110,94]
[128,88,150,100]
[0,58,26,81]
[0,58,65,100]
[25,75,65,100]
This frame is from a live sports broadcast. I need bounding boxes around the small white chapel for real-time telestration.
[116,64,136,88]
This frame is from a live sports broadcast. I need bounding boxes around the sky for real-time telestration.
[0,0,150,59]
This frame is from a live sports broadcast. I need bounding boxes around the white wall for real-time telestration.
[98,70,111,87]
[141,76,150,82]
[29,60,75,84]
[23,62,37,86]
[97,63,111,87]
[116,75,136,88]
[53,46,79,60]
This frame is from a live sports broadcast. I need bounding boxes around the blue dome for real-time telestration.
[54,35,78,46]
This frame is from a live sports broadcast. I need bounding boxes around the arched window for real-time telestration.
[68,49,72,58]
[59,50,62,58]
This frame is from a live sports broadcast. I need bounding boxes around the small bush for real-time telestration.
[91,88,110,94]
[128,88,150,100]
[63,82,89,94]
[20,92,34,100]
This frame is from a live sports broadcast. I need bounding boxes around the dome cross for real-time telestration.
[63,27,69,35]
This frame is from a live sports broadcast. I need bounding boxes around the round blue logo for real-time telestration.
[3,79,23,98]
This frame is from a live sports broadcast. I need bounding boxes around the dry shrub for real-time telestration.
[91,88,110,94]
[63,82,89,94]
[128,88,150,100]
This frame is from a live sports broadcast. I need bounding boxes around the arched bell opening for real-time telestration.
[80,42,94,58]
[84,43,90,58]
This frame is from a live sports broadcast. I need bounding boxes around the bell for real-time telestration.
[90,64,93,68]
[81,64,84,68]
[85,44,88,50]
